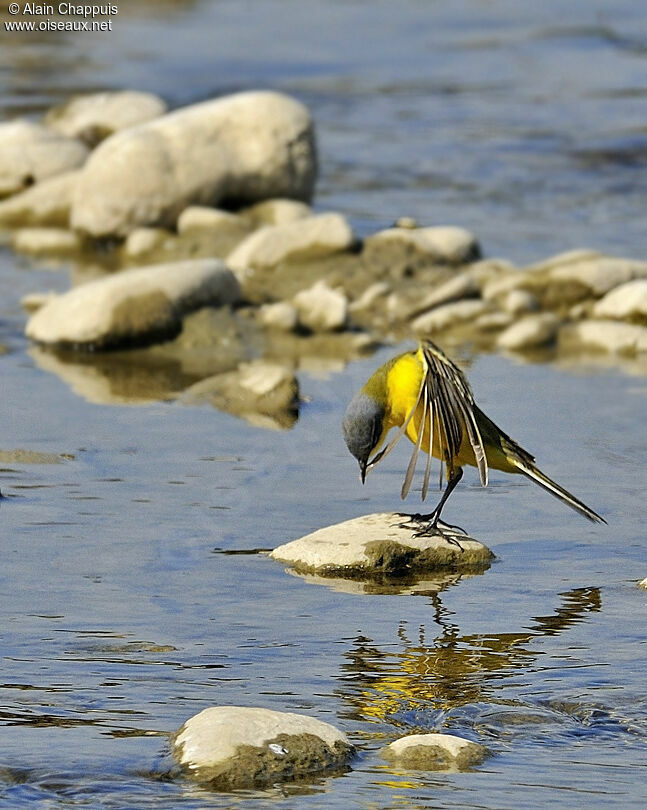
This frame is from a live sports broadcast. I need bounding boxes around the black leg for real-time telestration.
[396,467,466,546]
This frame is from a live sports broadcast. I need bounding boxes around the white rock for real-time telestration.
[365,226,480,265]
[412,299,489,334]
[502,289,539,316]
[174,706,352,787]
[243,198,312,227]
[293,281,348,332]
[567,320,647,354]
[71,91,317,237]
[270,512,493,575]
[404,272,481,321]
[26,258,240,349]
[496,313,560,350]
[0,170,79,227]
[524,248,604,273]
[381,733,487,771]
[0,120,88,197]
[227,213,353,277]
[21,291,57,313]
[45,90,167,145]
[349,281,391,312]
[474,310,514,331]
[259,301,299,331]
[177,206,245,234]
[122,227,171,258]
[593,279,647,322]
[639,577,647,589]
[548,257,647,297]
[481,271,528,302]
[11,227,82,255]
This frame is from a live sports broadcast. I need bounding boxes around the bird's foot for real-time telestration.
[394,512,467,550]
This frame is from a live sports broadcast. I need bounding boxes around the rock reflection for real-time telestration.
[338,586,601,722]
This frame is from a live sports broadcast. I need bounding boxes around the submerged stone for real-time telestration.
[381,733,487,771]
[173,706,353,789]
[270,512,493,577]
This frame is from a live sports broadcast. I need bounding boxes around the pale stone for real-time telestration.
[177,206,245,234]
[71,91,317,237]
[400,272,480,321]
[293,281,348,332]
[412,299,489,334]
[502,289,539,316]
[45,90,167,145]
[364,225,480,266]
[639,577,647,589]
[394,216,418,229]
[474,311,513,331]
[11,227,82,255]
[0,170,79,227]
[0,120,88,197]
[270,512,493,576]
[481,271,528,302]
[243,198,311,227]
[566,320,647,354]
[122,227,171,258]
[259,301,299,331]
[20,291,57,313]
[227,213,353,277]
[548,257,647,297]
[593,279,647,322]
[26,259,240,349]
[496,313,560,350]
[381,733,487,771]
[349,281,391,312]
[524,248,604,273]
[173,706,352,788]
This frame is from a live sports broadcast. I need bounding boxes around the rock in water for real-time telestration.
[270,512,493,577]
[381,733,487,771]
[173,706,353,789]
[71,91,317,237]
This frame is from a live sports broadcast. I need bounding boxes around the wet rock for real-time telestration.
[11,227,83,256]
[496,313,560,350]
[173,706,353,789]
[0,170,79,227]
[363,225,480,274]
[563,319,647,354]
[593,279,647,324]
[502,288,539,316]
[180,360,298,429]
[122,227,172,259]
[283,568,478,596]
[45,90,167,146]
[293,281,348,332]
[270,513,493,577]
[26,259,240,350]
[243,198,311,227]
[71,90,317,237]
[227,213,353,279]
[176,206,246,235]
[0,120,89,197]
[381,733,487,771]
[259,301,299,332]
[412,299,489,335]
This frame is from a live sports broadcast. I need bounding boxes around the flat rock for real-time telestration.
[0,170,79,227]
[26,258,240,350]
[0,120,89,197]
[122,227,172,258]
[381,733,487,771]
[11,227,82,256]
[71,90,316,237]
[502,288,539,315]
[270,512,493,577]
[176,206,245,234]
[546,256,647,298]
[565,319,647,354]
[258,301,299,331]
[45,90,167,146]
[363,226,480,267]
[243,198,312,227]
[173,706,353,789]
[496,312,560,350]
[593,279,647,323]
[398,271,481,321]
[293,280,348,332]
[227,213,353,278]
[412,299,489,334]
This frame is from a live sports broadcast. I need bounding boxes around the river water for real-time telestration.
[1,1,646,807]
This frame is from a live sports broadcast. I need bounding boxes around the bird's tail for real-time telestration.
[514,460,606,524]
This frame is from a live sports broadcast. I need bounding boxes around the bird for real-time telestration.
[342,339,605,534]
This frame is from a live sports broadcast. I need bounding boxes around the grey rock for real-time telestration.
[45,90,167,146]
[0,120,88,197]
[26,258,240,349]
[381,733,487,771]
[173,706,353,789]
[270,512,493,577]
[71,91,317,237]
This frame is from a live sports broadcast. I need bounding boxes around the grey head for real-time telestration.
[342,392,385,483]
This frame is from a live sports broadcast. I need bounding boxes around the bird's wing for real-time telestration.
[410,342,489,496]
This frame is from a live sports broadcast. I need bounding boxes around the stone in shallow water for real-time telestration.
[270,512,493,577]
[593,279,647,323]
[173,706,353,789]
[496,312,560,350]
[0,170,80,227]
[381,733,487,771]
[639,577,647,590]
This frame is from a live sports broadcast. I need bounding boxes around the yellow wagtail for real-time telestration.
[342,340,605,532]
